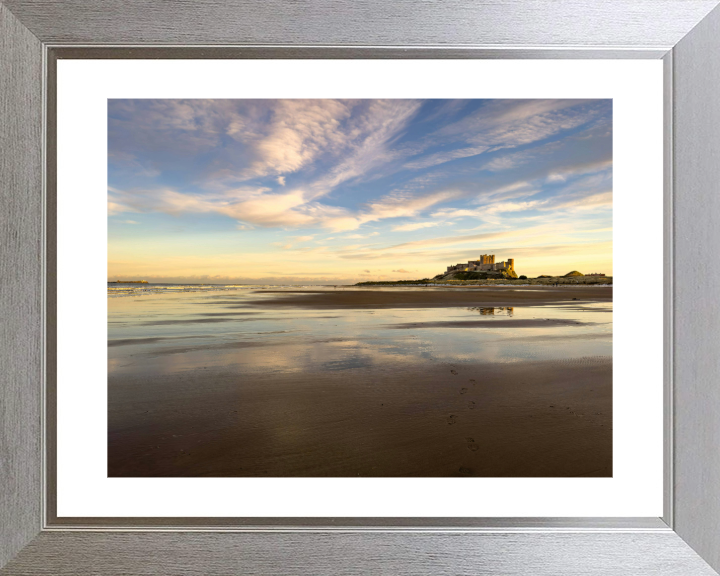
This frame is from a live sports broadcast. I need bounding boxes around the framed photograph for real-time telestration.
[2,1,720,574]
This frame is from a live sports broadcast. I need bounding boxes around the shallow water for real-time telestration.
[108,288,612,378]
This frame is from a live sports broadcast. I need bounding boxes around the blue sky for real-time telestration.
[108,99,612,283]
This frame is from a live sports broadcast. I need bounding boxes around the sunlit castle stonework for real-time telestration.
[446,254,515,274]
[437,254,518,280]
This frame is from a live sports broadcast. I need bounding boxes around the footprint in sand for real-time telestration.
[450,369,458,375]
[460,387,468,394]
[458,467,473,476]
[447,415,457,425]
[469,379,476,384]
[466,438,479,452]
[467,401,476,409]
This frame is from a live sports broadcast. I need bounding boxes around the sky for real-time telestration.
[108,99,612,284]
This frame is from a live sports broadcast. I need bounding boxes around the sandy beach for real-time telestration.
[108,286,612,477]
[221,285,612,309]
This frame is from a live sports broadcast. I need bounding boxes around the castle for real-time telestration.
[446,254,515,274]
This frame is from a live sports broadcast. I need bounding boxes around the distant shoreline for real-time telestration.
[355,276,613,287]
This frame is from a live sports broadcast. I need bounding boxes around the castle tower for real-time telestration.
[507,258,514,271]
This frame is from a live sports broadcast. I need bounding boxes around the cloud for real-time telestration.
[108,101,239,182]
[333,230,611,263]
[331,230,517,261]
[344,232,380,239]
[324,219,612,265]
[392,269,411,273]
[398,100,608,173]
[544,158,612,183]
[301,100,423,199]
[323,189,460,232]
[472,180,538,204]
[551,190,612,211]
[228,99,354,179]
[433,200,545,221]
[482,140,566,172]
[109,151,162,180]
[110,99,423,196]
[439,99,600,147]
[547,173,567,183]
[108,201,132,216]
[392,221,441,232]
[108,187,140,216]
[403,145,490,170]
[109,151,609,235]
[110,185,343,229]
[224,99,423,197]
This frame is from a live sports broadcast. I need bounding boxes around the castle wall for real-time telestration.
[446,254,515,274]
[443,254,516,275]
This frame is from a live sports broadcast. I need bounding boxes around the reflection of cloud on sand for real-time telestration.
[108,289,612,379]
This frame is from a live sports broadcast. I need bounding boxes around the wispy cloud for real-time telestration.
[403,145,490,170]
[226,99,354,180]
[392,221,442,232]
[322,189,461,232]
[399,99,608,173]
[344,232,380,239]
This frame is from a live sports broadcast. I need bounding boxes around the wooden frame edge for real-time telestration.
[0,2,44,570]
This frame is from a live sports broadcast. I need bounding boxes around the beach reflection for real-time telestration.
[108,289,611,379]
[469,306,514,316]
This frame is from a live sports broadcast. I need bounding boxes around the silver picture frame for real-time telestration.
[2,1,720,573]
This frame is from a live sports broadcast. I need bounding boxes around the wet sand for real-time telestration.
[387,319,596,329]
[246,285,612,309]
[108,286,612,477]
[109,357,611,477]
